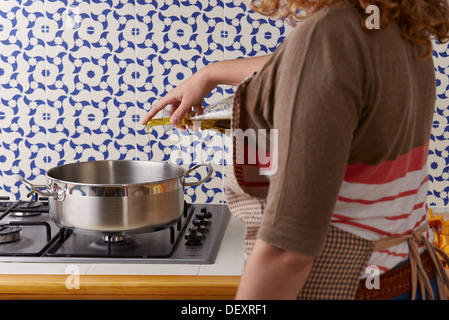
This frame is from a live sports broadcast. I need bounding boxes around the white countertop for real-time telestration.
[0,216,246,277]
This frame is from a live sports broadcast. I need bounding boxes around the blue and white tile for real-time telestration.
[433,40,449,70]
[0,0,46,30]
[46,29,136,118]
[200,129,228,204]
[135,32,225,119]
[136,0,224,35]
[224,33,284,60]
[45,0,136,32]
[0,28,47,117]
[429,43,449,205]
[224,0,293,37]
[0,115,47,199]
[427,142,449,206]
[184,161,225,204]
[46,116,136,168]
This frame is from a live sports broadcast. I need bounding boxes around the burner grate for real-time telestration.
[0,193,231,264]
[0,196,49,219]
[0,225,22,244]
[45,202,195,259]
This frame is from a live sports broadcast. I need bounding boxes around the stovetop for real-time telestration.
[0,195,231,264]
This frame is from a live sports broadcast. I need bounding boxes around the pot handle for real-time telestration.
[16,175,61,199]
[183,164,214,187]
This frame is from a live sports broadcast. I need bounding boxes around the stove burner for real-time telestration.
[11,211,41,217]
[0,225,22,244]
[0,198,48,220]
[11,201,44,217]
[88,236,140,254]
[101,235,127,244]
[21,201,44,209]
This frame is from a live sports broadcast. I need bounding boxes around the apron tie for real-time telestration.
[373,223,449,300]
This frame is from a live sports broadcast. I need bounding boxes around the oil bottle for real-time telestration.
[145,95,233,134]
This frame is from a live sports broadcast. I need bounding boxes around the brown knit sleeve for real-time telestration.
[256,8,368,256]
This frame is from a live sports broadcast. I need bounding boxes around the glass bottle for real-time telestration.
[145,95,233,134]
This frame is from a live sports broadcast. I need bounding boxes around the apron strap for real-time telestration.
[373,223,449,300]
[373,224,428,251]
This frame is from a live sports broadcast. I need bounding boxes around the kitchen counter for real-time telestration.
[0,216,245,299]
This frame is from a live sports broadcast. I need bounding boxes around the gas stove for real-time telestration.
[0,194,231,264]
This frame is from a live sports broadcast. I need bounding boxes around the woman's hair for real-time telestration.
[251,0,449,58]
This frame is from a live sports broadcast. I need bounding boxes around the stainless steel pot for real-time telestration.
[17,160,213,235]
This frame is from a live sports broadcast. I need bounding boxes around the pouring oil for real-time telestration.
[145,96,233,135]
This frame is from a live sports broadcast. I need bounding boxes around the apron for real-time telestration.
[225,75,449,300]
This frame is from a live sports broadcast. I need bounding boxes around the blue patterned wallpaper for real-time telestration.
[0,0,448,207]
[0,0,289,202]
[429,40,449,207]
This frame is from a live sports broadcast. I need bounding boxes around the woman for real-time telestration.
[142,0,449,299]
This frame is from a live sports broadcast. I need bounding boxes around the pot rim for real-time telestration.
[45,160,186,188]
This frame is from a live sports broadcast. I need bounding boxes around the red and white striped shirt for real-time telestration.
[332,143,432,272]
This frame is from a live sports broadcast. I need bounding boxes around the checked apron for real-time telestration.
[225,76,449,300]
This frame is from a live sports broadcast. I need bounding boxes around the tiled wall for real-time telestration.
[0,0,448,207]
[0,0,289,202]
[429,40,449,206]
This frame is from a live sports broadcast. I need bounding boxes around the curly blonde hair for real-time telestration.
[251,0,449,58]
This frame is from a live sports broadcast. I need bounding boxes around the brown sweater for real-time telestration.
[236,5,435,267]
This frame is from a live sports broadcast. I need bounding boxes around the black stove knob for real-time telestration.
[192,218,209,234]
[185,227,204,245]
[195,212,205,220]
[200,206,212,219]
[197,224,207,234]
[193,217,210,226]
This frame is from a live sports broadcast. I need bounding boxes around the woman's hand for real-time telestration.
[140,67,218,126]
[140,55,272,126]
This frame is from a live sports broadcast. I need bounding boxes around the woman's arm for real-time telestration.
[140,55,271,125]
[207,55,271,86]
[235,238,314,300]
